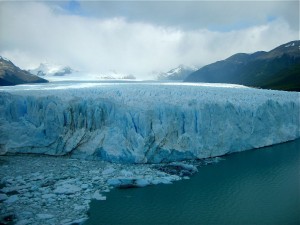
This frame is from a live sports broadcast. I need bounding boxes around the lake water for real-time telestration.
[86,139,300,225]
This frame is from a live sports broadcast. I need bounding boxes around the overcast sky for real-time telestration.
[0,0,298,78]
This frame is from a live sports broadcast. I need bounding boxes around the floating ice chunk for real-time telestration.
[64,217,88,225]
[102,167,116,175]
[155,162,198,177]
[135,179,150,187]
[37,214,54,219]
[41,194,56,199]
[169,162,198,173]
[107,177,151,188]
[81,184,89,189]
[158,177,173,184]
[204,157,224,165]
[92,191,106,200]
[54,184,81,195]
[0,193,8,201]
[120,170,134,177]
[107,178,122,186]
[15,219,31,225]
[74,204,87,211]
[4,195,19,204]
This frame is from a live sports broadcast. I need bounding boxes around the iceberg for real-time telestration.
[0,82,299,163]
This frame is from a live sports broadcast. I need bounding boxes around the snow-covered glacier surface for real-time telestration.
[0,81,299,163]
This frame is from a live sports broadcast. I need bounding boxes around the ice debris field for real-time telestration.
[0,82,299,163]
[0,155,209,225]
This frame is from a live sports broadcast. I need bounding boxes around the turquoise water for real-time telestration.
[86,139,300,225]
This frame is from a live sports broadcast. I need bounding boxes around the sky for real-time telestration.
[0,0,299,78]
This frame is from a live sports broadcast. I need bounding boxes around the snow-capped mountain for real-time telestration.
[29,63,74,77]
[157,65,198,81]
[29,64,137,81]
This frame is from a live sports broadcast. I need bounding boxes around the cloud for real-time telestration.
[80,1,299,31]
[0,1,298,78]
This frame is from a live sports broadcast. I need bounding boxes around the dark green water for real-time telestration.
[86,139,300,225]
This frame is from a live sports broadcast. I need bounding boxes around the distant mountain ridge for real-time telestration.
[157,65,197,81]
[185,40,300,91]
[29,63,74,77]
[0,57,48,86]
[29,64,137,80]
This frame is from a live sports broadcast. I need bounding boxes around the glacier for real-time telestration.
[0,82,299,163]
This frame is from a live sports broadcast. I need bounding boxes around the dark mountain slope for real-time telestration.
[185,40,300,91]
[0,57,48,86]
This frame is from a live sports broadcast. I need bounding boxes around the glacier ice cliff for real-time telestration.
[0,82,299,163]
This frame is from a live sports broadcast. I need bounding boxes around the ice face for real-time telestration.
[0,82,299,163]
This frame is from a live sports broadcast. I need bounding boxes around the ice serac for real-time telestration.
[0,83,299,163]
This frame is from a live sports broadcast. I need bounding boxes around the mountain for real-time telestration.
[157,65,197,81]
[0,57,48,86]
[29,63,73,77]
[185,40,300,91]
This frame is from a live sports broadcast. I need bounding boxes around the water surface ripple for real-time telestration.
[86,139,300,225]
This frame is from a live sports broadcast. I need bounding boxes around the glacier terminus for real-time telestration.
[0,82,299,163]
